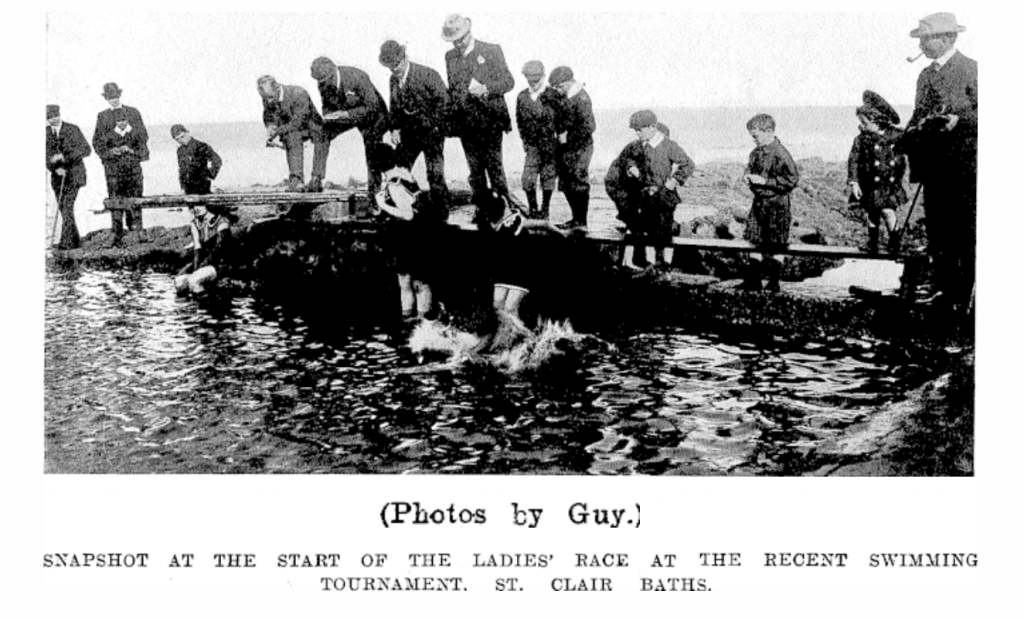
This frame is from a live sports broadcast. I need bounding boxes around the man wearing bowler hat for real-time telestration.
[93,82,149,238]
[46,105,92,250]
[379,40,451,216]
[309,56,389,195]
[442,14,515,228]
[903,12,977,311]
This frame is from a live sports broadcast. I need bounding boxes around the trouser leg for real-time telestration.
[283,132,306,182]
[422,136,450,214]
[311,134,331,182]
[58,184,81,249]
[361,123,387,194]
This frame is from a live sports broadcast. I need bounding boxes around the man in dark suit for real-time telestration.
[310,57,389,195]
[46,105,91,250]
[172,124,222,195]
[379,40,451,215]
[92,82,149,236]
[903,12,978,311]
[258,75,328,193]
[442,14,515,227]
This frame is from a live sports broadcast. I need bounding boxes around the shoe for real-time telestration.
[287,177,305,192]
[303,177,324,193]
[765,278,781,293]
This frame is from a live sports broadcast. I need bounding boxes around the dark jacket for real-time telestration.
[95,124,149,176]
[177,138,222,195]
[747,138,799,206]
[389,62,449,139]
[317,66,388,135]
[605,135,695,208]
[554,87,596,150]
[445,39,514,136]
[847,126,907,208]
[515,87,560,151]
[46,122,91,188]
[93,106,149,163]
[262,84,324,139]
[903,50,978,183]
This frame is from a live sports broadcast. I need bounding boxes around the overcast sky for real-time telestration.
[44,8,981,126]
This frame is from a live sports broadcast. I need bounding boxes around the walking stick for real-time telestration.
[51,173,67,248]
[890,183,923,254]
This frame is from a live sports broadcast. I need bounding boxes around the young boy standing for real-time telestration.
[515,61,560,219]
[741,113,800,292]
[846,91,907,254]
[548,66,595,230]
[172,124,222,196]
[605,110,694,272]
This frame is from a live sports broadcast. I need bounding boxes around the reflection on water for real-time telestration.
[45,269,915,475]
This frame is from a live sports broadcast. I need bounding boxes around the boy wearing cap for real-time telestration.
[515,61,560,219]
[378,41,451,213]
[258,75,327,193]
[741,113,799,292]
[548,66,595,230]
[846,91,907,254]
[46,105,92,250]
[93,82,149,237]
[310,56,389,195]
[441,14,516,227]
[903,12,977,308]
[605,111,694,272]
[172,125,222,196]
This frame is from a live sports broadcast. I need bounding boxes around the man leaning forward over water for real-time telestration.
[258,75,329,193]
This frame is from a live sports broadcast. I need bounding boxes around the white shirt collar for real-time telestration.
[51,121,62,135]
[934,46,957,68]
[646,131,665,149]
[277,86,285,103]
[565,82,584,99]
[115,123,133,136]
[528,83,546,101]
[400,62,411,86]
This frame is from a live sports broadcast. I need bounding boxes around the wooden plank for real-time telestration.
[103,188,484,211]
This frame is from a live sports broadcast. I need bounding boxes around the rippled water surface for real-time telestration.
[45,269,914,475]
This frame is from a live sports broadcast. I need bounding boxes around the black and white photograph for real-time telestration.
[43,10,976,477]
[15,4,1021,616]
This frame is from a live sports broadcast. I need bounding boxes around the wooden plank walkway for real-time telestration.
[105,191,903,261]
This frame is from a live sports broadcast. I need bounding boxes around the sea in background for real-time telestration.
[45,105,913,237]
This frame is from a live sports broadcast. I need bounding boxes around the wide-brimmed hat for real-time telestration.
[441,14,471,42]
[910,13,966,38]
[102,82,122,99]
[170,124,188,138]
[522,60,545,78]
[47,104,60,119]
[379,40,406,68]
[629,110,658,130]
[857,90,900,126]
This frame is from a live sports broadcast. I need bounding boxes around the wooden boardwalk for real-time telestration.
[104,191,905,261]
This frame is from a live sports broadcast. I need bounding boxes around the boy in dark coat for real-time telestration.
[172,124,222,195]
[46,104,91,250]
[741,113,800,292]
[515,60,560,219]
[549,66,595,230]
[846,91,907,254]
[605,111,694,272]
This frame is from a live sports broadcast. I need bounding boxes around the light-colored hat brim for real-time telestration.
[441,18,471,42]
[910,24,966,37]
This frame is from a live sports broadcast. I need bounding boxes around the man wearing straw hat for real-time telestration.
[441,14,515,227]
[46,105,91,250]
[93,82,149,237]
[903,12,977,311]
